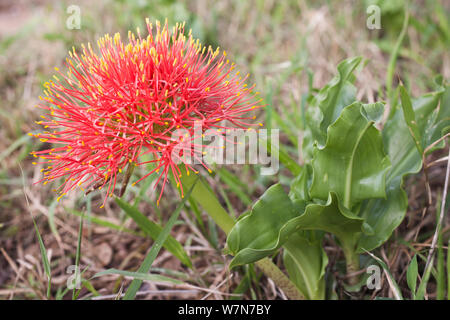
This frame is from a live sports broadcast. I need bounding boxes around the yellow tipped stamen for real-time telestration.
[57,193,66,202]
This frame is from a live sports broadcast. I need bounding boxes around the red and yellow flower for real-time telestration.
[31,20,262,206]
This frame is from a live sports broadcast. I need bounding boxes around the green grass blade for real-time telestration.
[187,197,206,234]
[73,212,84,300]
[447,240,450,300]
[399,85,424,154]
[406,254,418,299]
[0,134,31,164]
[81,279,100,297]
[261,137,302,176]
[115,198,192,268]
[93,268,184,285]
[179,173,235,234]
[415,256,433,300]
[365,251,403,300]
[230,270,250,300]
[386,8,409,117]
[47,199,60,241]
[122,180,197,300]
[265,78,273,131]
[436,194,445,300]
[217,168,252,205]
[32,218,52,299]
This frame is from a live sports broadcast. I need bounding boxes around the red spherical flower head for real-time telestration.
[31,19,262,207]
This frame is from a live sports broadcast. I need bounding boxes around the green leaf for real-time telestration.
[93,268,184,285]
[32,218,51,298]
[227,185,364,267]
[306,57,361,148]
[357,85,448,252]
[357,188,409,252]
[115,198,192,268]
[227,184,300,266]
[283,232,328,300]
[0,133,31,164]
[420,85,449,150]
[217,167,252,205]
[310,102,390,208]
[416,258,433,300]
[289,192,365,243]
[81,280,100,297]
[261,136,302,176]
[289,164,312,202]
[406,254,418,299]
[179,171,235,234]
[122,180,196,300]
[386,9,409,110]
[399,85,424,155]
[447,240,450,300]
[434,192,445,300]
[73,211,84,300]
[365,251,403,300]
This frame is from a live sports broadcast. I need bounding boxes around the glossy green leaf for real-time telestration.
[115,198,192,268]
[418,85,449,150]
[310,102,390,208]
[306,57,361,148]
[283,232,328,300]
[399,79,448,152]
[289,192,365,243]
[227,184,300,267]
[357,85,449,252]
[227,185,364,267]
[289,164,312,203]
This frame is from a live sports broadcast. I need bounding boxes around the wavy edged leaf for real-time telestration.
[289,192,365,242]
[227,184,301,267]
[283,232,328,300]
[115,198,192,268]
[310,102,390,208]
[357,85,449,252]
[305,57,362,149]
[289,164,313,202]
[227,185,364,268]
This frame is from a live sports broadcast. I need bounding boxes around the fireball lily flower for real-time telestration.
[31,20,262,207]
